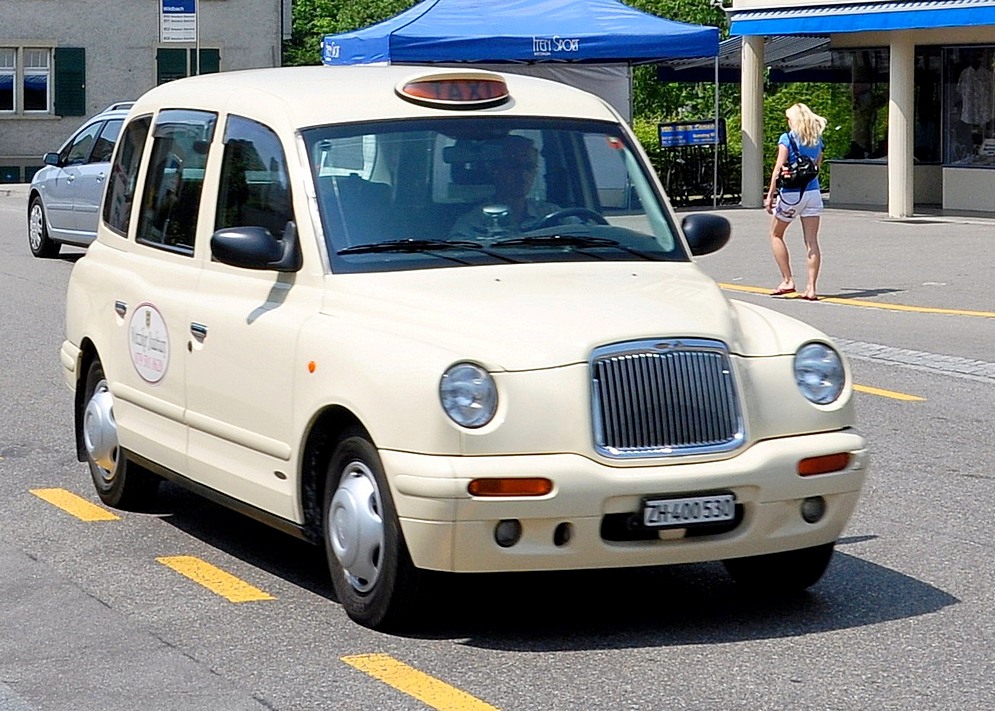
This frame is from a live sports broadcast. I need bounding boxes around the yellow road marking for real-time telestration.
[717,283,995,318]
[854,384,925,401]
[156,556,275,603]
[30,488,120,521]
[343,653,499,711]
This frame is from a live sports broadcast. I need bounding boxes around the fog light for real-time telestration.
[494,519,522,548]
[553,522,572,547]
[801,496,826,524]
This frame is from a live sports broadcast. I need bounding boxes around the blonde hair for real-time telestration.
[785,103,827,147]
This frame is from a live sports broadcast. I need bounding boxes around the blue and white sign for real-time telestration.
[658,119,726,149]
[161,0,197,43]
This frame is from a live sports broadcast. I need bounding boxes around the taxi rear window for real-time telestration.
[302,117,688,274]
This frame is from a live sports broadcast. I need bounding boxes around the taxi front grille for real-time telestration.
[591,339,743,458]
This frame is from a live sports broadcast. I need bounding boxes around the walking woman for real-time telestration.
[764,103,827,301]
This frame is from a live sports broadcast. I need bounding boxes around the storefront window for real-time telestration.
[944,46,995,166]
[833,49,890,160]
[914,48,942,163]
[830,47,942,163]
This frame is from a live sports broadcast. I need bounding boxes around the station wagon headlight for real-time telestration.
[794,343,845,405]
[440,362,497,428]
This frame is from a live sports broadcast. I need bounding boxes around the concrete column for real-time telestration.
[888,32,915,218]
[740,35,765,208]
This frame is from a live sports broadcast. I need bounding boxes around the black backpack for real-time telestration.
[777,134,820,191]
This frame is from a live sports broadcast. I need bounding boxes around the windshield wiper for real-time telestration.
[492,234,622,249]
[492,233,666,261]
[338,238,520,264]
[338,238,485,255]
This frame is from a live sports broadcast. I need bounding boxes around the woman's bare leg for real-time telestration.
[769,215,794,291]
[800,215,821,299]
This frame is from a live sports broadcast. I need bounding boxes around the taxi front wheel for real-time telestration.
[322,429,419,629]
[722,542,835,592]
[83,359,159,509]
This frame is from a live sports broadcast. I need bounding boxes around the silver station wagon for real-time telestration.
[28,102,134,257]
[62,66,867,629]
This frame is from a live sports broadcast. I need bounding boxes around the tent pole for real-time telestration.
[713,55,719,208]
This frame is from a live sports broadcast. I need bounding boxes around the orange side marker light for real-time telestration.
[798,452,851,476]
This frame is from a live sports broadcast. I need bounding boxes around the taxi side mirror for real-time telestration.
[681,213,731,256]
[211,222,302,272]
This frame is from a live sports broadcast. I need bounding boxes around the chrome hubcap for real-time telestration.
[83,379,118,478]
[29,204,44,251]
[329,461,384,593]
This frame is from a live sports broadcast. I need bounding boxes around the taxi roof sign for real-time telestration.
[396,71,510,110]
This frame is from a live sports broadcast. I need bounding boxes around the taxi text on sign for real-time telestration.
[161,0,197,43]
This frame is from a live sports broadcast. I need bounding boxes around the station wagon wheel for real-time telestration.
[722,542,836,592]
[323,428,418,629]
[82,359,159,509]
[28,196,60,258]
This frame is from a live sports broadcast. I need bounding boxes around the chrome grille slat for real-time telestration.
[591,339,744,458]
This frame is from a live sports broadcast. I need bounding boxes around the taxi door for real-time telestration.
[183,115,315,523]
[94,111,214,476]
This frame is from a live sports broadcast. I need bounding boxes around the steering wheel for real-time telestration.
[534,207,608,229]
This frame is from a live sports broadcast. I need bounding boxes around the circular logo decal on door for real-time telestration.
[128,304,170,384]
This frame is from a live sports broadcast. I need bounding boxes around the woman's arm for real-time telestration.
[764,143,788,214]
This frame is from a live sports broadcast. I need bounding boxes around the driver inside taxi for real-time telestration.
[449,135,559,241]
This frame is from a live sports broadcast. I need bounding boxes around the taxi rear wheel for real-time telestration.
[83,359,159,509]
[722,542,835,592]
[28,196,60,258]
[322,429,418,629]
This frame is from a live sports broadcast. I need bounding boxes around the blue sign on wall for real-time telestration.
[163,0,195,13]
[161,0,196,42]
[659,119,726,148]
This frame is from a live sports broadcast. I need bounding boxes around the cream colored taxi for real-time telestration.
[62,66,867,629]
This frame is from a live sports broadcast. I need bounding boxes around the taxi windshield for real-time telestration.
[302,117,689,273]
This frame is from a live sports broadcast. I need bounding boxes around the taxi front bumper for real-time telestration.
[382,430,867,573]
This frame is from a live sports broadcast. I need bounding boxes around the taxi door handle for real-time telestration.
[190,323,208,341]
[114,301,127,317]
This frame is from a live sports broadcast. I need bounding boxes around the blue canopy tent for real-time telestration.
[320,0,718,66]
[320,0,722,202]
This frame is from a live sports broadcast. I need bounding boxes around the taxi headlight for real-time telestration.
[794,343,845,405]
[440,362,497,428]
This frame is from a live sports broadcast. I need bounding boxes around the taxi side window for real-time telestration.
[102,115,152,237]
[216,115,293,239]
[136,109,217,255]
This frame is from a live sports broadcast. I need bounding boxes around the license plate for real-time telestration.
[642,492,736,529]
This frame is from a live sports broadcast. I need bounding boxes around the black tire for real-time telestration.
[82,359,159,509]
[322,428,419,629]
[28,196,60,258]
[722,542,835,592]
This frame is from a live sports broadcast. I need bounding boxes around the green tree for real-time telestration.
[283,0,417,66]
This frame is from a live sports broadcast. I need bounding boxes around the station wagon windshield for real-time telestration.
[302,118,689,273]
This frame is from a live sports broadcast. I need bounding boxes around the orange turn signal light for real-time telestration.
[798,452,851,477]
[468,478,553,497]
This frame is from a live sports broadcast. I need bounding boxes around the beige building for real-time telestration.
[730,0,995,216]
[1,0,290,183]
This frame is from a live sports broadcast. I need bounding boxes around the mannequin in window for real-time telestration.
[957,56,993,128]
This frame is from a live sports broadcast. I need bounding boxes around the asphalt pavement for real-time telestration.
[1,181,993,710]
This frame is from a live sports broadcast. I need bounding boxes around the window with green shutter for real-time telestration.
[158,48,221,84]
[54,47,85,116]
[156,48,188,85]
